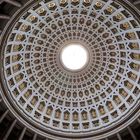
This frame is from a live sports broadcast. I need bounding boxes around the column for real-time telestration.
[18,127,26,140]
[3,119,17,140]
[117,133,122,140]
[0,110,9,123]
[32,133,37,140]
[127,126,137,140]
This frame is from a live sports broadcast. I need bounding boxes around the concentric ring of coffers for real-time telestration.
[2,0,140,137]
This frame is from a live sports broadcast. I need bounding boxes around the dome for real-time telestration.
[0,0,140,140]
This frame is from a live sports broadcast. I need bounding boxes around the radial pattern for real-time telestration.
[2,0,140,137]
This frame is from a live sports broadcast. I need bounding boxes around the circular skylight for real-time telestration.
[60,44,88,71]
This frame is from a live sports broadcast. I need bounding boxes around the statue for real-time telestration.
[91,110,96,118]
[55,111,61,118]
[73,113,78,121]
[46,108,52,116]
[64,113,69,120]
[82,112,87,120]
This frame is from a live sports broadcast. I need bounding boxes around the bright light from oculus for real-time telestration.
[60,44,89,71]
